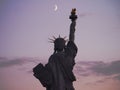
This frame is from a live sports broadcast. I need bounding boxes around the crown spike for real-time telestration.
[52,36,56,39]
[63,36,67,39]
[59,35,61,38]
[48,41,54,43]
[48,38,55,43]
[48,38,55,41]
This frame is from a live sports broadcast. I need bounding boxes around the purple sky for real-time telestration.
[0,0,120,61]
[0,0,120,90]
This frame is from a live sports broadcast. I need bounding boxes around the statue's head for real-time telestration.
[54,37,66,52]
[49,35,67,52]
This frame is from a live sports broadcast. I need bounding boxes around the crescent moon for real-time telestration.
[54,4,58,11]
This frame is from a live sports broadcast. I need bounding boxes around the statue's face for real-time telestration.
[54,38,66,51]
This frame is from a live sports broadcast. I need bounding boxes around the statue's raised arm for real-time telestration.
[69,8,77,42]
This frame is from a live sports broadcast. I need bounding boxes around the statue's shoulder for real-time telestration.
[67,41,77,52]
[48,53,58,62]
[65,41,78,58]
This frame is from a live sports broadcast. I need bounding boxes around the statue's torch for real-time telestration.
[69,8,77,22]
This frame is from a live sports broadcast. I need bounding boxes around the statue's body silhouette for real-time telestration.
[33,9,78,90]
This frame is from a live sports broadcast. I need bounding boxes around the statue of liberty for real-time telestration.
[33,8,78,90]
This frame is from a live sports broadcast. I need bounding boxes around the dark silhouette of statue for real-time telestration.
[33,8,78,90]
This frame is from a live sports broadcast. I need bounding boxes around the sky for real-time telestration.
[0,0,120,90]
[0,0,120,61]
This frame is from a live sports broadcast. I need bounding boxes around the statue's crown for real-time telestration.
[48,35,68,43]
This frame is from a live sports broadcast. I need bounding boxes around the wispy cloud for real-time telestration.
[79,12,93,17]
[0,57,42,68]
[114,74,120,81]
[0,58,25,68]
[1,57,120,82]
[90,60,120,76]
[74,60,120,82]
